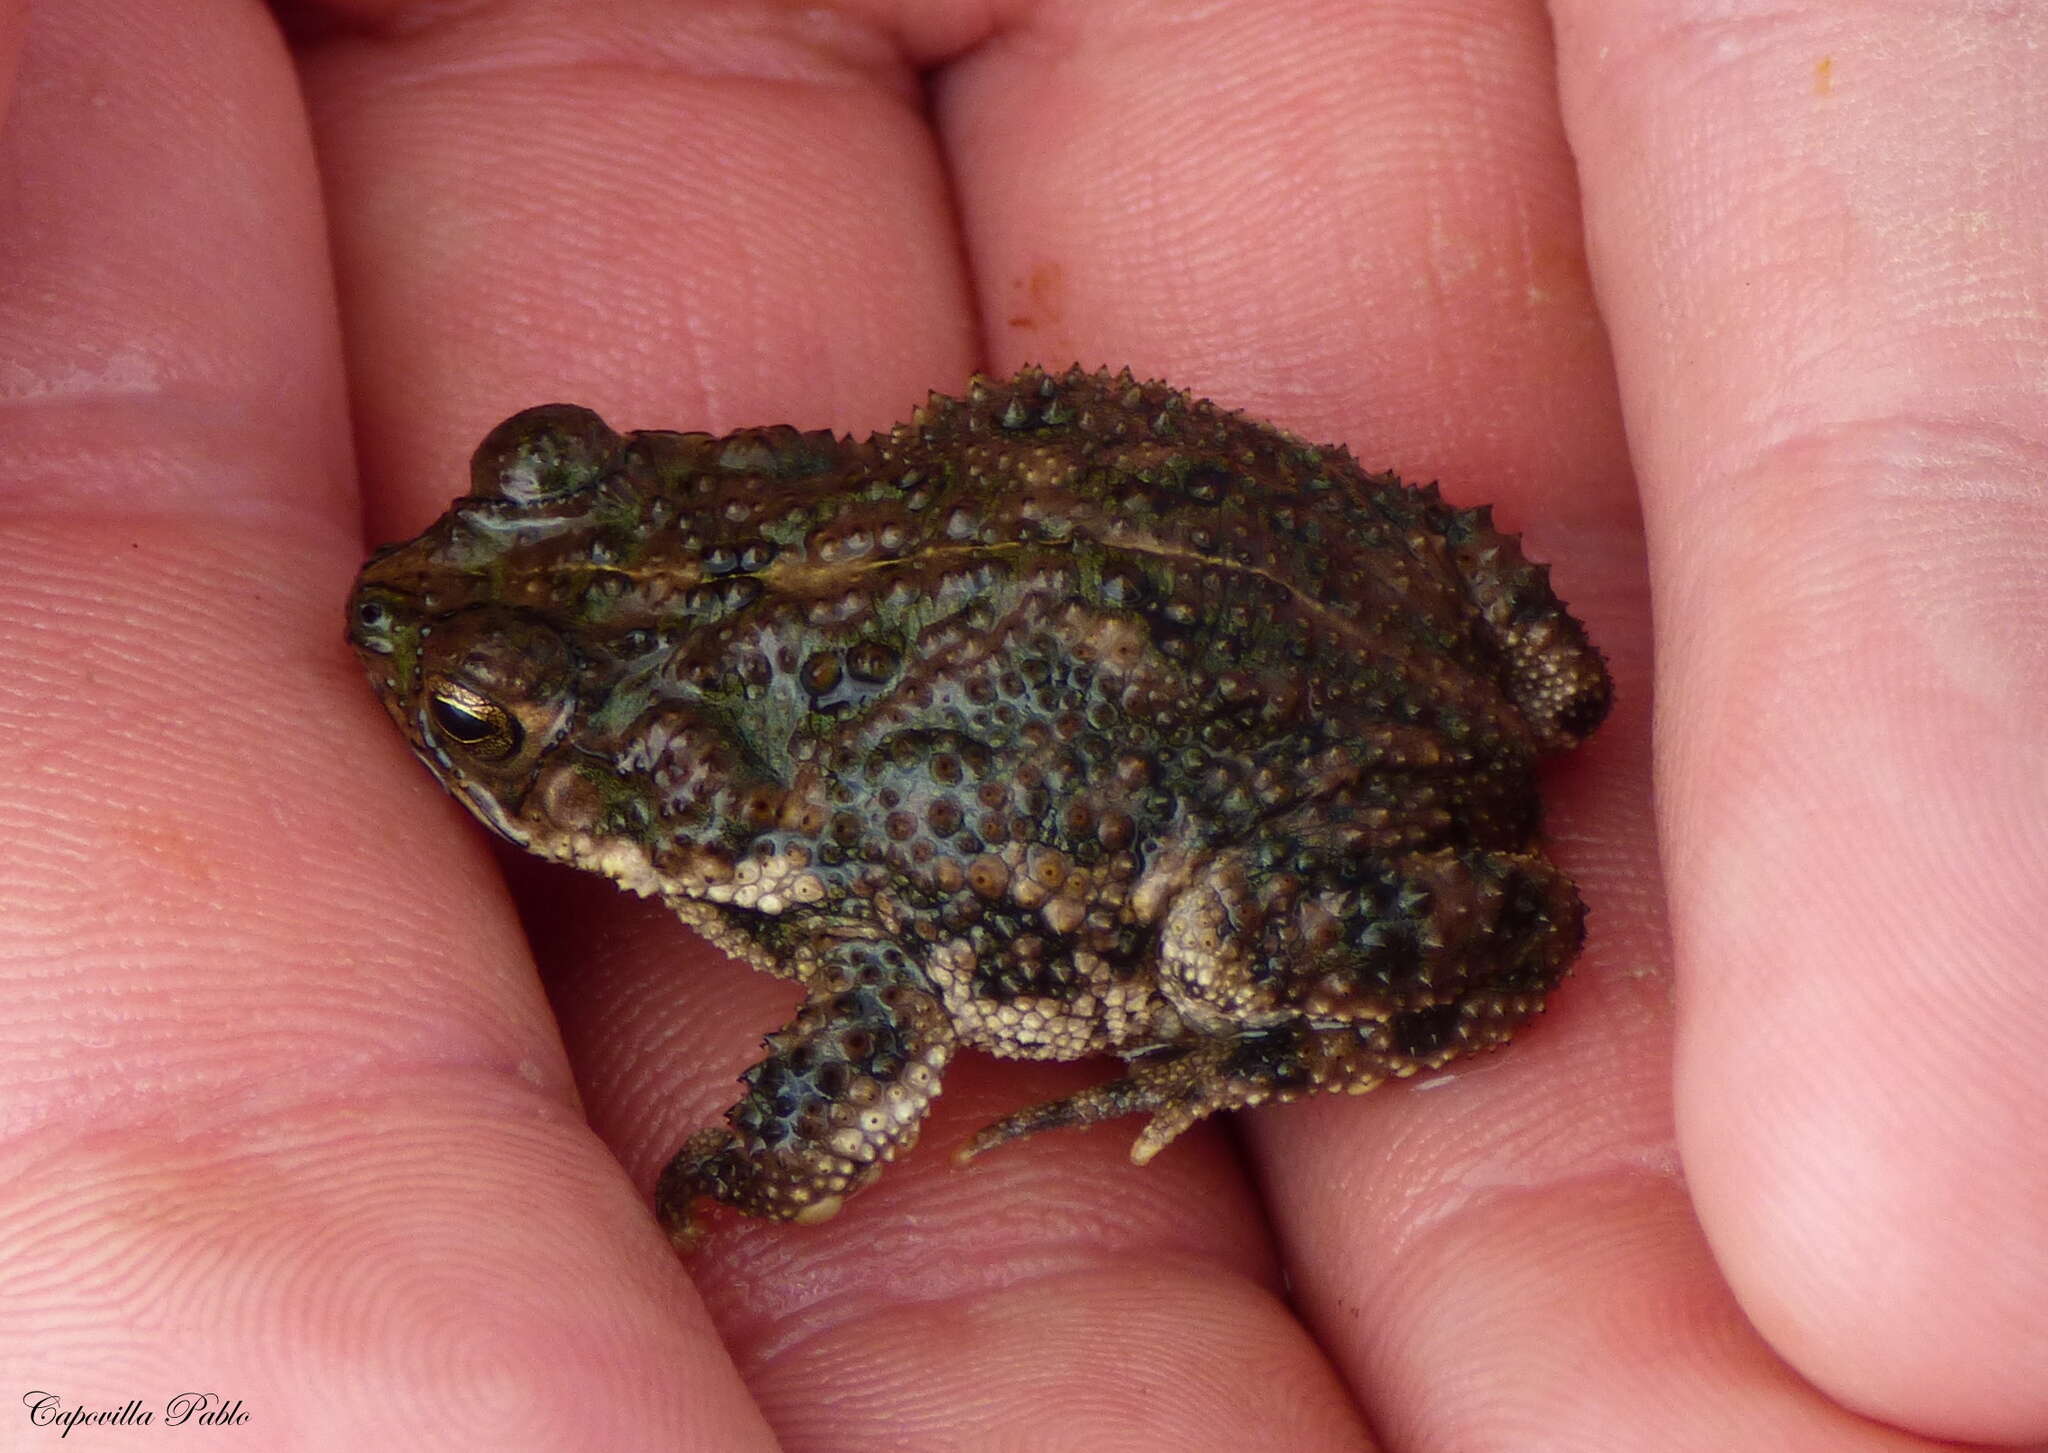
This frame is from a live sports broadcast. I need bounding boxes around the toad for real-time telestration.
[347,366,1610,1245]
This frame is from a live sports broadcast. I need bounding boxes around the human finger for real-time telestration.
[1553,3,2048,1442]
[0,1,766,1445]
[946,0,1988,1446]
[297,0,1372,1445]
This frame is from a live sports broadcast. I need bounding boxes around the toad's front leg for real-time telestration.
[656,940,955,1248]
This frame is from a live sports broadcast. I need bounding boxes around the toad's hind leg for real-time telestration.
[962,841,1586,1167]
[656,941,954,1248]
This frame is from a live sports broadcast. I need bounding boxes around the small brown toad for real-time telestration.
[348,366,1610,1246]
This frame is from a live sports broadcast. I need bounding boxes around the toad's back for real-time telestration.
[380,366,1606,760]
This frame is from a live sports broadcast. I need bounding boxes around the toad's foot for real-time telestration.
[955,1029,1332,1167]
[657,943,954,1249]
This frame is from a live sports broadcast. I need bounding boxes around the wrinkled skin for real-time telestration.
[349,368,1609,1242]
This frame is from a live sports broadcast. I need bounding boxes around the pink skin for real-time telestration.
[0,0,2041,1448]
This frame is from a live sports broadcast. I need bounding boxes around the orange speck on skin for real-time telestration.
[1006,261,1066,333]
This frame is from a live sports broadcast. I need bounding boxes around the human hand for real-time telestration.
[1,2,2039,1449]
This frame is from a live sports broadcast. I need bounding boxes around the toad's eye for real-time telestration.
[426,684,523,761]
